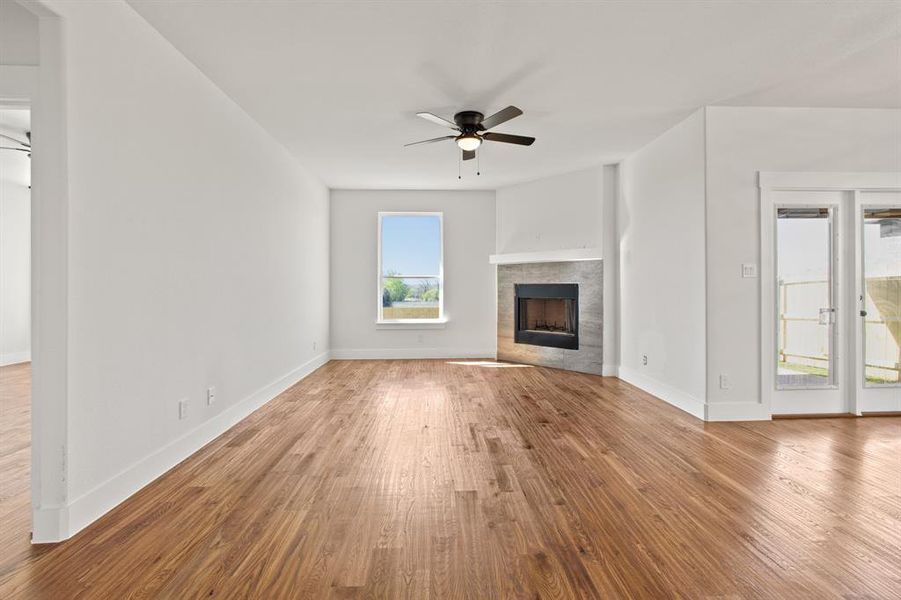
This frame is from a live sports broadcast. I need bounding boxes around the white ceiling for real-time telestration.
[127,0,901,190]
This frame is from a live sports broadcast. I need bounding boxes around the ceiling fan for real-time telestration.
[405,105,535,161]
[0,132,31,157]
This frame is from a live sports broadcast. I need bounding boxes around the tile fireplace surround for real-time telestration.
[497,260,603,375]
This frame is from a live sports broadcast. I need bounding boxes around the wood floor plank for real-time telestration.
[1,360,900,598]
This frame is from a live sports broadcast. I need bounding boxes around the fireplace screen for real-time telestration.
[514,284,579,350]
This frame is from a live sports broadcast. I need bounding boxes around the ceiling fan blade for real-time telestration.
[0,133,30,148]
[480,106,523,130]
[416,112,459,130]
[462,150,475,161]
[404,135,455,147]
[0,146,31,152]
[483,132,535,146]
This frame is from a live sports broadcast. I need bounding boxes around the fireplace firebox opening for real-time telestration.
[514,283,579,350]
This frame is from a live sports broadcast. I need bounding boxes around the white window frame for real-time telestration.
[377,211,446,328]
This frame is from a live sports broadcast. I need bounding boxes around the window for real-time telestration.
[378,212,444,323]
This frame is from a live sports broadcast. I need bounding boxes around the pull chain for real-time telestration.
[477,151,480,176]
[458,151,461,180]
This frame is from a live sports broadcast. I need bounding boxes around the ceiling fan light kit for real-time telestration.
[455,132,481,151]
[406,106,535,176]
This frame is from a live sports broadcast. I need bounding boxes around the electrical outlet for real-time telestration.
[178,398,188,420]
[719,374,731,390]
[313,341,317,352]
[642,354,648,366]
[741,263,758,278]
[207,387,216,406]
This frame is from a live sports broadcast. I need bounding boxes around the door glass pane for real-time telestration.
[862,208,901,386]
[776,208,834,388]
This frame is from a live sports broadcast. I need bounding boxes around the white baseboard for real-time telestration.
[602,365,619,377]
[617,366,706,420]
[0,350,31,367]
[32,504,69,544]
[330,347,497,360]
[704,401,771,422]
[36,351,331,543]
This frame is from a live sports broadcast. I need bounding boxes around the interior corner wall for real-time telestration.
[34,0,330,540]
[495,166,603,255]
[495,166,619,373]
[704,106,901,420]
[619,109,707,419]
[601,164,620,375]
[329,189,496,359]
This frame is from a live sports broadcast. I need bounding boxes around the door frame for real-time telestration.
[759,172,901,417]
[8,0,74,543]
[855,190,901,412]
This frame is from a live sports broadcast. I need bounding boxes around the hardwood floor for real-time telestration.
[0,362,32,584]
[0,359,899,598]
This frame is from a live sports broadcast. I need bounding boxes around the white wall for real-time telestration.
[0,179,30,365]
[705,106,901,419]
[330,189,496,358]
[33,0,329,540]
[496,166,603,254]
[602,164,620,374]
[0,0,39,66]
[619,109,707,418]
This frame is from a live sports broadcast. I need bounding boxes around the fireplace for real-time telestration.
[514,283,579,350]
[498,261,600,374]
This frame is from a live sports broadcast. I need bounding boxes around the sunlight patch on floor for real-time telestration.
[445,360,533,368]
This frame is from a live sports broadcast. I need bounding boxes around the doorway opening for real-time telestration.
[0,105,32,555]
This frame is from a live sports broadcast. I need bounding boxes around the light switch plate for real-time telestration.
[719,374,731,390]
[741,263,758,278]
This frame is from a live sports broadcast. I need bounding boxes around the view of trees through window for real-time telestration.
[380,213,442,320]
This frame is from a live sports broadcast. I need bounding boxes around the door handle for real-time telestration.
[860,310,867,317]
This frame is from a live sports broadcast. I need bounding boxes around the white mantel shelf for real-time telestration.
[489,248,602,265]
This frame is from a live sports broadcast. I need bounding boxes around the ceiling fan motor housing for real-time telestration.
[454,111,485,133]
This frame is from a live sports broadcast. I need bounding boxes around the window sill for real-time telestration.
[376,318,448,330]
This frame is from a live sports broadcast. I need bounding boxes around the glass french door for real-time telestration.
[772,192,846,415]
[856,192,901,412]
[770,189,901,415]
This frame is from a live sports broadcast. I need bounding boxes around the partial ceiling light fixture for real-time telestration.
[0,132,31,157]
